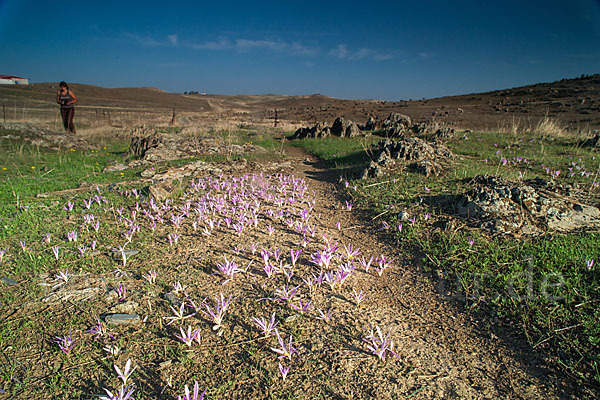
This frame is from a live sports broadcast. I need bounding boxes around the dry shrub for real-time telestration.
[535,116,567,138]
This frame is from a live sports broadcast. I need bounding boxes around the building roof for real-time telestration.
[0,75,27,79]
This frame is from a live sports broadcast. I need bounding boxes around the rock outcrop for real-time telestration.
[455,175,600,235]
[331,117,361,137]
[289,122,331,139]
[127,126,265,162]
[289,117,366,139]
[361,138,453,179]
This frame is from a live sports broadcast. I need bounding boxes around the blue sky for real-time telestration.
[1,0,599,100]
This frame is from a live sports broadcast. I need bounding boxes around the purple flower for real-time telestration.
[375,255,393,276]
[586,259,594,271]
[175,325,201,347]
[172,281,187,295]
[82,198,93,209]
[53,268,71,289]
[251,313,278,336]
[350,288,366,306]
[115,284,127,302]
[343,244,361,260]
[51,245,60,261]
[278,362,290,380]
[316,308,332,322]
[114,359,136,385]
[87,317,114,340]
[289,298,312,314]
[100,385,135,400]
[216,256,243,284]
[359,256,373,272]
[142,270,157,284]
[203,293,231,335]
[273,284,300,303]
[164,302,196,325]
[290,249,302,268]
[270,329,298,360]
[178,381,206,400]
[363,325,399,361]
[54,328,75,355]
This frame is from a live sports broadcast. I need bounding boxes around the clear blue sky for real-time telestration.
[1,0,599,100]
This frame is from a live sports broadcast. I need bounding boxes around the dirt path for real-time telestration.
[281,144,578,399]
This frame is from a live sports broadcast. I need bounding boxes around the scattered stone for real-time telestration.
[398,211,410,221]
[109,301,139,314]
[103,163,128,172]
[149,181,177,201]
[164,292,182,307]
[104,313,141,326]
[0,277,18,286]
[141,167,157,178]
[42,287,100,304]
[111,248,140,261]
[106,289,119,301]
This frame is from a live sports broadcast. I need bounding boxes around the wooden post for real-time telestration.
[274,109,278,127]
[170,107,176,126]
[107,110,112,126]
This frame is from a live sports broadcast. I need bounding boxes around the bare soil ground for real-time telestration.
[281,145,581,399]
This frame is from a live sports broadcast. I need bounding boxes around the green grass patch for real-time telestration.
[327,130,600,388]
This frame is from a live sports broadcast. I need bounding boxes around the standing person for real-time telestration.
[56,81,77,133]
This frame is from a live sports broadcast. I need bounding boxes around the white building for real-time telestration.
[0,75,29,85]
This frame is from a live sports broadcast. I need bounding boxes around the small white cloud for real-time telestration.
[192,38,233,50]
[291,42,319,57]
[329,44,349,59]
[329,44,395,61]
[168,34,178,46]
[235,39,287,51]
[351,48,374,60]
[418,52,434,60]
[125,33,162,47]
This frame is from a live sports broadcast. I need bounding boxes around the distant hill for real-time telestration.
[0,74,597,131]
